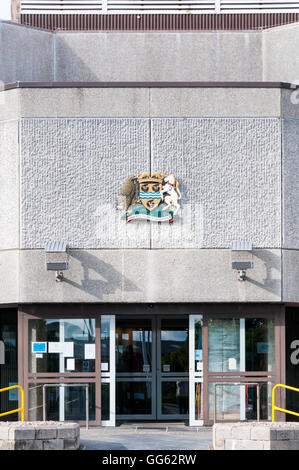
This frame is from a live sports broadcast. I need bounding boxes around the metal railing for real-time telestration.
[20,0,299,15]
[213,382,263,423]
[42,383,89,429]
[272,383,299,422]
[0,385,24,422]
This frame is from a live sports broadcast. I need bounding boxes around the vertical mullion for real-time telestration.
[109,315,115,426]
[95,315,101,425]
[240,318,246,420]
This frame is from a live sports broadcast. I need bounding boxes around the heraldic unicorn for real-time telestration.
[117,172,181,223]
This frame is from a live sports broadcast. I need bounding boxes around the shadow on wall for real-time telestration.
[245,250,281,296]
[62,250,141,301]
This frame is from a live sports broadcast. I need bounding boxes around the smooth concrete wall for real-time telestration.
[0,120,19,250]
[2,20,299,84]
[0,22,54,83]
[4,87,282,119]
[263,23,299,83]
[54,31,263,82]
[18,249,281,303]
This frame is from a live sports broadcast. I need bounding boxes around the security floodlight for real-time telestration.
[45,241,69,282]
[231,241,253,281]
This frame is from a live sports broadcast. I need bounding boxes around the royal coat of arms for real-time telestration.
[117,173,181,223]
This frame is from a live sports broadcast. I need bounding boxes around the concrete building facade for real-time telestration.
[1,20,299,426]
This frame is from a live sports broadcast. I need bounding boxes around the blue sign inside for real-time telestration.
[32,342,47,353]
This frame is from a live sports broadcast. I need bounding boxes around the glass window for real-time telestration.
[161,380,189,415]
[0,311,18,421]
[28,319,96,373]
[208,317,275,372]
[116,381,152,415]
[101,383,110,421]
[28,383,95,421]
[161,318,188,373]
[208,381,273,422]
[245,318,275,372]
[208,319,240,372]
[116,318,152,373]
[101,317,110,372]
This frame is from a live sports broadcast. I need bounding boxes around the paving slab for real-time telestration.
[80,426,213,451]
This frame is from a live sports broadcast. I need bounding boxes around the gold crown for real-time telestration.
[137,172,164,185]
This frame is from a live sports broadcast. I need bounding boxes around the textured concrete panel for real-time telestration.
[151,118,281,248]
[282,118,299,249]
[0,120,19,250]
[20,118,150,249]
[55,32,263,82]
[18,249,281,303]
[0,22,54,83]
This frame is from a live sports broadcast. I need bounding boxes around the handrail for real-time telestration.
[0,386,24,422]
[214,382,262,423]
[272,384,299,422]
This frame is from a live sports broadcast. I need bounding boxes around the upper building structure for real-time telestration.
[11,0,299,30]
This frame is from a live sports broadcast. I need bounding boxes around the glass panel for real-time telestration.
[28,383,95,421]
[161,381,189,416]
[208,382,272,421]
[194,383,203,421]
[161,318,188,373]
[208,319,240,372]
[101,383,110,421]
[65,384,95,421]
[101,318,110,372]
[116,318,152,373]
[245,318,275,372]
[28,319,96,373]
[0,311,18,422]
[194,318,203,373]
[116,381,152,415]
[209,383,241,421]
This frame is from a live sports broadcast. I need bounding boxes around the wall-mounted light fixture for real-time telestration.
[45,241,69,282]
[231,241,253,281]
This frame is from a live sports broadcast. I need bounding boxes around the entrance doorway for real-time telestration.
[115,316,189,421]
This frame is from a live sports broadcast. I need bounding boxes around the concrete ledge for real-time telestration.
[213,422,299,450]
[0,421,80,450]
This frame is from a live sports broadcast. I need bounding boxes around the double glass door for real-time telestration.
[115,316,189,421]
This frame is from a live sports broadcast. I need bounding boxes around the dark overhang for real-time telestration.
[1,81,298,90]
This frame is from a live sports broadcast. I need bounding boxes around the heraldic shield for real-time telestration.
[138,172,163,212]
[117,172,181,223]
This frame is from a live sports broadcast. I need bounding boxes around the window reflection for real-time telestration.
[116,318,152,373]
[28,319,96,373]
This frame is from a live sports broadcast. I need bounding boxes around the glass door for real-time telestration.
[116,317,156,420]
[189,315,204,426]
[157,317,189,420]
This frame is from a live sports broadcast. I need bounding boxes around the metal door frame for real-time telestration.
[101,315,115,426]
[189,315,204,426]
